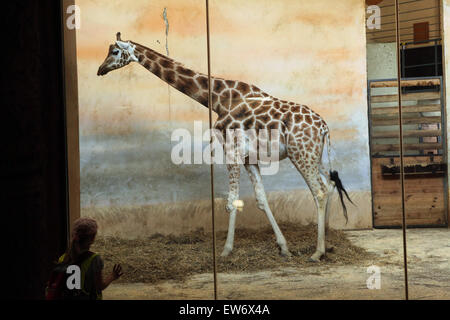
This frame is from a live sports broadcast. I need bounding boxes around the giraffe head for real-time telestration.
[97,32,139,76]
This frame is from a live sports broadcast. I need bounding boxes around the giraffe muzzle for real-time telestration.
[97,66,108,76]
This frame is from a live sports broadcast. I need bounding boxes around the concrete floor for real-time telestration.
[103,228,450,300]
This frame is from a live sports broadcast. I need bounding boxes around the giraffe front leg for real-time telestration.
[221,164,240,257]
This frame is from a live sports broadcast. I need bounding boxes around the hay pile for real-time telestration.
[92,223,372,284]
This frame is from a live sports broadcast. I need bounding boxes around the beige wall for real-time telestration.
[76,0,372,233]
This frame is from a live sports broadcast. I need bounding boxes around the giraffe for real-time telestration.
[97,33,353,262]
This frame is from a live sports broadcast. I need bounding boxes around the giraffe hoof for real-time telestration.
[280,249,292,257]
[308,251,324,262]
[220,249,232,257]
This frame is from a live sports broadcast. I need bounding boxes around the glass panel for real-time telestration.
[76,0,214,299]
[209,0,405,299]
[398,0,450,300]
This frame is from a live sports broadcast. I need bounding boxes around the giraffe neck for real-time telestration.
[132,42,218,113]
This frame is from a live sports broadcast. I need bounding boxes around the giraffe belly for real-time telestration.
[241,140,288,162]
[278,143,288,160]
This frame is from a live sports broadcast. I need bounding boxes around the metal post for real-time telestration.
[395,0,409,301]
[205,0,218,300]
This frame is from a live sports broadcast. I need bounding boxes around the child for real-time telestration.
[54,217,123,300]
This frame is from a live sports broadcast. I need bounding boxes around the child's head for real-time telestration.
[71,217,98,252]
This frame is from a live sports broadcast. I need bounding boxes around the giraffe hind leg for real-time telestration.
[288,153,331,262]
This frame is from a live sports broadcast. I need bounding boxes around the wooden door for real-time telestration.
[368,77,448,227]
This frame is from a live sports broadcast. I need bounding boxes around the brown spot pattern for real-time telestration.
[176,66,196,77]
[163,70,176,84]
[159,59,174,69]
[177,76,199,96]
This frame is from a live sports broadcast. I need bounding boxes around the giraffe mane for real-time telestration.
[130,41,178,64]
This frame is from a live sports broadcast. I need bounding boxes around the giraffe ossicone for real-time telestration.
[97,32,354,262]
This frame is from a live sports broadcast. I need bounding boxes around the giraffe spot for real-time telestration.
[214,79,226,93]
[293,126,302,135]
[176,66,196,77]
[274,101,280,108]
[312,113,321,121]
[251,85,261,92]
[280,104,290,113]
[177,76,199,96]
[229,122,242,130]
[225,80,236,88]
[197,76,209,90]
[153,63,162,78]
[253,105,271,115]
[301,105,310,114]
[220,90,231,107]
[231,104,252,119]
[159,59,174,69]
[145,51,158,60]
[216,116,233,131]
[198,92,209,106]
[267,121,280,131]
[291,105,301,113]
[270,108,283,120]
[143,60,152,70]
[294,113,304,123]
[231,90,241,103]
[217,105,228,117]
[243,117,255,129]
[312,126,319,136]
[255,120,266,130]
[281,112,292,128]
[163,70,176,84]
[236,82,250,95]
[212,93,219,105]
[137,54,145,62]
[249,100,262,109]
[305,114,313,125]
[256,113,271,123]
[304,127,312,137]
[300,122,309,130]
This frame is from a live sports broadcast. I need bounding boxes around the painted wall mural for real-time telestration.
[77,0,372,236]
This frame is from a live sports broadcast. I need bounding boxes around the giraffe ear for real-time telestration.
[116,32,122,41]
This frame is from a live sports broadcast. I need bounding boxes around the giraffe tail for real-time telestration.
[325,132,354,224]
[329,170,354,224]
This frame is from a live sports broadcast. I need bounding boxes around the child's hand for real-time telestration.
[112,264,123,280]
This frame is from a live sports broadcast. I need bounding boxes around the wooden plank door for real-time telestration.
[368,77,448,227]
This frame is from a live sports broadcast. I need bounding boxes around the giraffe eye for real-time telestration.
[112,50,119,55]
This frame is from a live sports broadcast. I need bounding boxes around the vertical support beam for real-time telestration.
[205,0,218,300]
[395,0,409,300]
[61,0,81,237]
[442,0,450,226]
